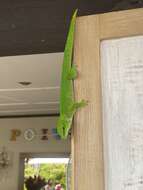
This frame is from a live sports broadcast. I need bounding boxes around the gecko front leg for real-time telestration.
[71,100,88,112]
[67,64,78,80]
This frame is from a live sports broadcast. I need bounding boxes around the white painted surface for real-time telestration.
[0,52,63,116]
[0,116,70,190]
[101,36,143,190]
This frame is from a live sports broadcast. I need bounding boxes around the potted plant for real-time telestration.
[25,175,46,190]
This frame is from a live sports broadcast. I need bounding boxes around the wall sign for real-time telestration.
[10,128,61,142]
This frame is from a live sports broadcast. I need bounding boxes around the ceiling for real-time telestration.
[0,0,114,56]
[0,0,143,57]
[0,53,63,116]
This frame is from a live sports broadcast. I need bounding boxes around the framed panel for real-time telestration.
[72,7,143,190]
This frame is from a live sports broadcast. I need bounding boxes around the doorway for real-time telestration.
[19,153,70,190]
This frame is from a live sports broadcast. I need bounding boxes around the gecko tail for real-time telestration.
[73,9,78,18]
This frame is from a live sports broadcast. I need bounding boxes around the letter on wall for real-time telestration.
[10,129,21,141]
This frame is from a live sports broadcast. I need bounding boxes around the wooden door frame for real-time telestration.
[72,8,143,190]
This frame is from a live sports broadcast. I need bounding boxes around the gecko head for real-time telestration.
[57,115,71,140]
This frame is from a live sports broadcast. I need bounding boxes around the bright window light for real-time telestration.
[28,158,69,164]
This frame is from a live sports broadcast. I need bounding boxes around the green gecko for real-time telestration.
[57,10,87,139]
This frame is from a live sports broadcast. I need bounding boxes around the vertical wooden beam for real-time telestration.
[72,15,104,190]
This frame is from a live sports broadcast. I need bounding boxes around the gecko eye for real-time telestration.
[62,127,65,136]
[62,121,66,136]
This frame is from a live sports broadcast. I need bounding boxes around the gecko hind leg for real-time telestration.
[67,64,78,80]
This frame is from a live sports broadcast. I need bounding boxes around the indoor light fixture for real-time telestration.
[0,147,13,184]
[18,81,32,86]
[0,147,10,168]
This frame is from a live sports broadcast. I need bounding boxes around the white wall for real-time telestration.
[101,36,143,190]
[0,116,70,190]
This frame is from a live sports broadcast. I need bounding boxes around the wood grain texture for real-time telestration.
[101,36,143,190]
[100,8,143,40]
[72,7,143,190]
[72,15,104,190]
